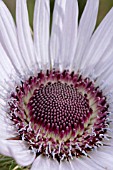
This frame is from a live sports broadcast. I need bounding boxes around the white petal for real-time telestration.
[90,148,113,170]
[80,8,113,76]
[93,40,113,78]
[70,157,103,170]
[103,138,113,147]
[50,0,78,71]
[98,145,113,157]
[59,161,73,170]
[0,140,12,157]
[95,65,113,95]
[0,103,18,140]
[34,0,50,69]
[31,156,60,170]
[0,43,16,82]
[16,0,38,72]
[31,156,49,170]
[72,0,99,72]
[0,126,15,140]
[49,158,60,170]
[0,140,36,166]
[0,44,18,93]
[0,1,27,75]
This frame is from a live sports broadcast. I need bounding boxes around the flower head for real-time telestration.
[0,0,113,169]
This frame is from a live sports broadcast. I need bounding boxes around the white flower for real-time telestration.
[0,0,113,170]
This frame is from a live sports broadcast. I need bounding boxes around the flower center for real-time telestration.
[28,81,92,141]
[8,70,110,161]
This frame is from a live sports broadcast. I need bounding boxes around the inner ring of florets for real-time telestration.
[8,70,110,161]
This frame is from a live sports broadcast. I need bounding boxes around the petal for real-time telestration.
[0,140,36,166]
[0,43,16,82]
[33,0,50,69]
[80,7,113,76]
[103,138,113,147]
[31,156,45,170]
[0,1,27,75]
[31,156,60,170]
[95,61,113,97]
[0,108,16,139]
[59,161,73,170]
[98,145,113,157]
[70,157,103,170]
[0,140,11,157]
[93,40,113,78]
[72,0,99,72]
[16,0,38,72]
[50,0,78,71]
[90,148,113,170]
[96,65,113,90]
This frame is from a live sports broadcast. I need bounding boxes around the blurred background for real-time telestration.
[1,0,113,170]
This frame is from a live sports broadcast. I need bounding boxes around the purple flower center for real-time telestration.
[8,70,110,161]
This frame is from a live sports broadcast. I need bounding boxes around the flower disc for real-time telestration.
[8,70,110,161]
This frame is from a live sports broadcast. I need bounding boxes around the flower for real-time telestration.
[0,0,113,169]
